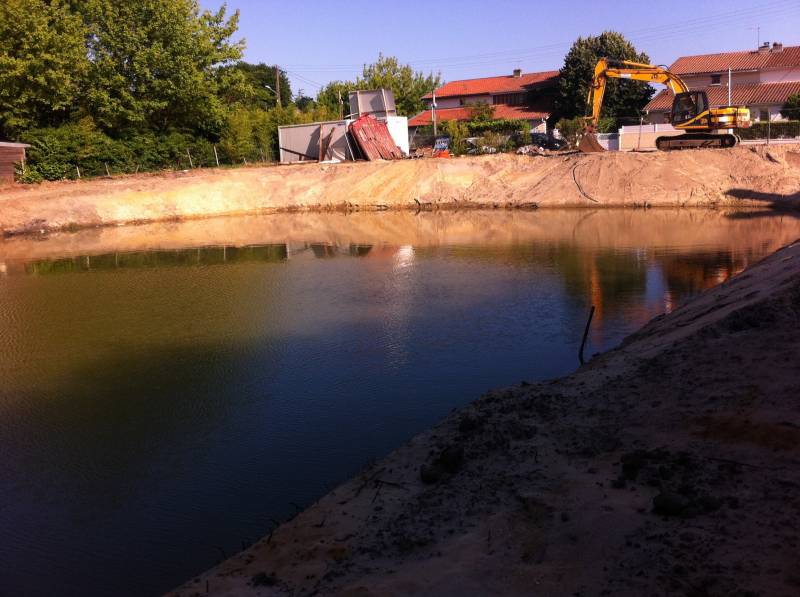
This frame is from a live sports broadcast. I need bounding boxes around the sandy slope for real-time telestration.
[2,145,800,236]
[169,238,800,597]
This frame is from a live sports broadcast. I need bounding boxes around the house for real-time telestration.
[644,42,800,124]
[408,69,559,134]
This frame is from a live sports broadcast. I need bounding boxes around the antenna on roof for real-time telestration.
[748,25,761,49]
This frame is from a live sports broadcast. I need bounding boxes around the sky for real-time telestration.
[200,0,800,97]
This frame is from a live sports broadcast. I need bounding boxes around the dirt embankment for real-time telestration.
[2,145,800,236]
[170,238,800,597]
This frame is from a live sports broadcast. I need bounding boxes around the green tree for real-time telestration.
[0,0,88,137]
[79,0,245,135]
[294,92,315,112]
[442,119,469,155]
[360,54,440,117]
[220,62,292,109]
[466,102,495,122]
[554,31,654,123]
[781,93,800,120]
[316,80,359,118]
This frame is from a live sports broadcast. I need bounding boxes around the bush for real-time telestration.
[443,120,469,155]
[737,120,800,140]
[555,116,586,148]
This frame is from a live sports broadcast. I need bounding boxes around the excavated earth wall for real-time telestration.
[1,145,799,236]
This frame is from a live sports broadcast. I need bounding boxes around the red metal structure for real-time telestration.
[348,115,404,161]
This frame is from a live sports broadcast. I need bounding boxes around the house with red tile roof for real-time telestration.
[645,42,800,124]
[408,69,559,133]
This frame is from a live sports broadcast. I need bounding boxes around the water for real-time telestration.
[1,209,798,596]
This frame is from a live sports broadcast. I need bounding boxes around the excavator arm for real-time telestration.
[585,58,689,128]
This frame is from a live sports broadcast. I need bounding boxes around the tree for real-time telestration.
[466,102,495,122]
[220,62,292,109]
[294,92,315,112]
[554,31,654,123]
[316,81,358,118]
[781,93,800,120]
[316,55,440,119]
[0,0,88,137]
[360,54,440,117]
[78,0,245,136]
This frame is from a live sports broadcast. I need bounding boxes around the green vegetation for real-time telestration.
[781,94,800,120]
[1,1,439,181]
[316,54,440,118]
[738,120,800,140]
[554,31,654,125]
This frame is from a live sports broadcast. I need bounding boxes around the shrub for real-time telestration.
[737,120,800,140]
[555,116,586,148]
[442,120,469,155]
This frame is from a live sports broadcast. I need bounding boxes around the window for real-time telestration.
[493,93,525,106]
[759,109,770,122]
[710,74,721,85]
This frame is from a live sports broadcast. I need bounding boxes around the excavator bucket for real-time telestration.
[578,131,606,153]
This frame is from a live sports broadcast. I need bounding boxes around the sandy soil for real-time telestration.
[169,238,800,597]
[2,145,800,236]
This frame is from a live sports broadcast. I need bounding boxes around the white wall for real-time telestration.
[383,116,410,155]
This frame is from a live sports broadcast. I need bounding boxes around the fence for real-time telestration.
[613,120,800,151]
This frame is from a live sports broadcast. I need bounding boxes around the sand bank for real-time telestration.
[170,237,800,596]
[2,145,800,236]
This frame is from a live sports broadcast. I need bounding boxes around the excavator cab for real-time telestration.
[669,91,709,126]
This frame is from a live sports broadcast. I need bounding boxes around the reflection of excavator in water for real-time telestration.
[579,58,751,152]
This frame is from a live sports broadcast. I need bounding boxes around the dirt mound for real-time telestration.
[2,145,800,236]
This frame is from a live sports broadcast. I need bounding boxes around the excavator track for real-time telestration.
[655,133,739,151]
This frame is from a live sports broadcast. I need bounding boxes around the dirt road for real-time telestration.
[2,145,800,236]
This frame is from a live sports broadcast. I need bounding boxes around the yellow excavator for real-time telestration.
[579,58,751,152]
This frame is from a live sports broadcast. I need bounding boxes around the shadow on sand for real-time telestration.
[725,188,800,219]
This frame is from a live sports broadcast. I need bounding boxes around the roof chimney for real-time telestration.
[772,41,783,53]
[758,41,770,53]
[512,68,522,78]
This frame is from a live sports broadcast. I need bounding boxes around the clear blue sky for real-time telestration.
[201,0,800,97]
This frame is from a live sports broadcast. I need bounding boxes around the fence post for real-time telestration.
[186,149,194,168]
[767,116,771,146]
[214,145,220,167]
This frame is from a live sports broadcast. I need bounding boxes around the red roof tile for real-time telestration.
[422,71,558,99]
[644,80,800,112]
[669,45,800,75]
[408,104,551,127]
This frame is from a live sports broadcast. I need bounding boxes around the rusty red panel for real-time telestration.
[348,115,404,161]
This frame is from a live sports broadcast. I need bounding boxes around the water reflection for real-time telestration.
[1,209,800,597]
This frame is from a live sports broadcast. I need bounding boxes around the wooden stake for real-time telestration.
[213,145,220,167]
[186,149,194,168]
[75,165,81,179]
[105,163,110,177]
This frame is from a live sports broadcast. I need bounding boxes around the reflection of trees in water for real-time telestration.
[659,251,746,305]
[24,244,289,274]
[413,243,754,328]
[309,243,373,258]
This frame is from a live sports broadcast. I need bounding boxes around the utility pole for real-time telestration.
[275,65,281,106]
[432,90,437,137]
[728,67,732,106]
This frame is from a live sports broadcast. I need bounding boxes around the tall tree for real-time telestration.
[555,31,654,123]
[0,0,88,137]
[221,62,292,109]
[78,0,245,135]
[360,54,440,117]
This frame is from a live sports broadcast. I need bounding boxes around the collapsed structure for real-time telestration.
[278,90,408,164]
